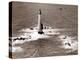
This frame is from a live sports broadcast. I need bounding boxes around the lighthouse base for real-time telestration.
[38,31,44,34]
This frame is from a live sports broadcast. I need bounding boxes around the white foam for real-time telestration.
[30,32,50,40]
[58,35,78,52]
[13,40,26,44]
[9,46,23,53]
[12,31,50,45]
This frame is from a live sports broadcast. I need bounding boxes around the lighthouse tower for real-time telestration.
[37,9,44,34]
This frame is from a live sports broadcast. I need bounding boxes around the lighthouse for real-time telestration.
[37,9,44,34]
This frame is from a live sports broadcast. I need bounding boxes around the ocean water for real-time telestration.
[9,28,78,59]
